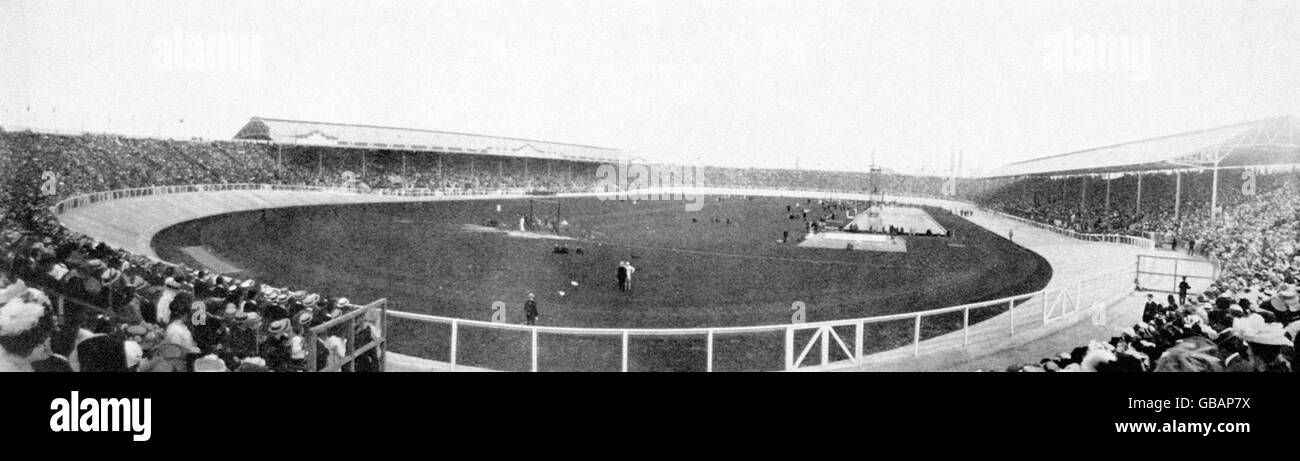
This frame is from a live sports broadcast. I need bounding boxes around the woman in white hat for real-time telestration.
[1223,314,1293,372]
[0,281,56,372]
[156,268,186,325]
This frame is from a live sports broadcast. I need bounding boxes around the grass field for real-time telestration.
[152,195,1051,371]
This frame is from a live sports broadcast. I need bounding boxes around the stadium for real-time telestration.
[2,2,1298,377]
[3,114,1298,373]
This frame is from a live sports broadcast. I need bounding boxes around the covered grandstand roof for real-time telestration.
[990,115,1300,177]
[233,117,624,163]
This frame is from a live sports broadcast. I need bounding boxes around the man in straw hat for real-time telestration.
[1262,284,1300,324]
[1222,314,1293,372]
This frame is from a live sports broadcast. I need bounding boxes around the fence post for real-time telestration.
[531,327,539,372]
[963,307,970,346]
[912,316,922,357]
[706,329,714,372]
[784,327,794,370]
[820,326,830,366]
[346,316,356,372]
[854,321,864,364]
[449,320,458,370]
[621,330,629,372]
[1135,256,1141,289]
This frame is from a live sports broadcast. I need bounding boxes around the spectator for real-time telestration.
[524,293,539,326]
[1223,314,1293,372]
[0,280,56,372]
[1153,337,1223,372]
[72,334,129,372]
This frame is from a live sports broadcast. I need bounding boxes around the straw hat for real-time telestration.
[193,354,228,372]
[1268,285,1300,312]
[1227,314,1292,346]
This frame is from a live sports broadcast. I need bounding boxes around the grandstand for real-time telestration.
[991,116,1300,220]
[233,117,625,163]
[974,116,1300,372]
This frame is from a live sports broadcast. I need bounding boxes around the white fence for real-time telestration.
[382,266,1133,371]
[986,209,1156,250]
[50,183,1143,371]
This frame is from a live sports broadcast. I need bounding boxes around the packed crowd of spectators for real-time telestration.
[1,223,384,372]
[0,131,611,201]
[2,131,305,196]
[700,166,1006,198]
[976,169,1300,285]
[977,170,1294,238]
[276,145,605,192]
[2,129,996,210]
[987,286,1297,372]
[979,170,1300,372]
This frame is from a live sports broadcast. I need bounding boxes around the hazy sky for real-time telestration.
[3,0,1299,175]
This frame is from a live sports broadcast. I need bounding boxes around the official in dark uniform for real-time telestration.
[524,293,539,325]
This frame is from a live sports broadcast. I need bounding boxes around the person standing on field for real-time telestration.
[524,293,539,325]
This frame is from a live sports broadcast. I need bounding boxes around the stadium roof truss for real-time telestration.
[991,115,1300,178]
[233,116,624,163]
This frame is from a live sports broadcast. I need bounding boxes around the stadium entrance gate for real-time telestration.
[1135,255,1218,294]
